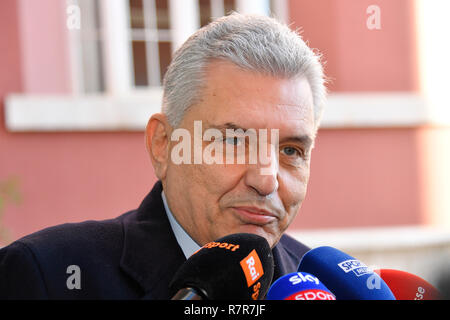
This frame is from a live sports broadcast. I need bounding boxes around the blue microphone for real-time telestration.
[298,246,396,300]
[266,272,336,300]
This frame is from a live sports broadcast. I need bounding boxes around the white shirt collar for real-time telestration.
[161,190,201,259]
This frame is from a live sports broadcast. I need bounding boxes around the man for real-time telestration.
[0,13,326,299]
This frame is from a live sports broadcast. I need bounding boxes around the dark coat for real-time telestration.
[0,181,309,299]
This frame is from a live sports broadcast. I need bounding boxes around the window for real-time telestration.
[5,0,294,131]
[128,0,242,88]
[199,0,237,27]
[72,0,282,94]
[129,0,172,87]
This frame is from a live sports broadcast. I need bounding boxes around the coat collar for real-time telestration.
[119,181,186,299]
[119,180,304,299]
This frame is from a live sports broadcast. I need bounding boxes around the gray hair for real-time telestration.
[162,12,326,130]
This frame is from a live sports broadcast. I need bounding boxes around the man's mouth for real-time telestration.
[231,206,278,225]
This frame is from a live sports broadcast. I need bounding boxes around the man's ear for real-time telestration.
[145,113,172,180]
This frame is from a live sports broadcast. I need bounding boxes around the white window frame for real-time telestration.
[102,0,202,93]
[67,0,106,94]
[98,0,134,95]
[75,0,276,95]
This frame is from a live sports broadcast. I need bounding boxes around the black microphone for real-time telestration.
[169,233,274,300]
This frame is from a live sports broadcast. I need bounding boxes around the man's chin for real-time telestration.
[217,224,277,248]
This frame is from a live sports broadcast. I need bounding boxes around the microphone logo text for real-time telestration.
[338,259,372,277]
[286,289,336,300]
[240,249,264,288]
[289,272,320,286]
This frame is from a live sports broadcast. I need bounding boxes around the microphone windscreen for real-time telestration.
[298,246,395,300]
[266,272,336,300]
[374,269,442,300]
[169,233,274,300]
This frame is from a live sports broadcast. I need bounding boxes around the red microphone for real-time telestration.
[374,269,442,300]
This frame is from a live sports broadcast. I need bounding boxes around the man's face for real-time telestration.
[163,60,315,248]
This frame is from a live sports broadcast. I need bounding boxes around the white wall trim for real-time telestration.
[288,225,450,252]
[4,92,450,132]
[4,91,162,132]
[320,92,430,128]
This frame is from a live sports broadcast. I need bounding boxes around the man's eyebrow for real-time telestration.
[282,135,314,149]
[205,122,314,147]
[206,122,249,131]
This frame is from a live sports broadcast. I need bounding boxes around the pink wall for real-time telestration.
[0,1,22,105]
[291,128,424,230]
[1,131,157,240]
[18,0,72,93]
[290,0,419,92]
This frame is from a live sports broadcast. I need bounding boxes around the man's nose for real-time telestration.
[244,143,279,196]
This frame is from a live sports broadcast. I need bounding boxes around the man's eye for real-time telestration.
[281,146,301,157]
[224,137,243,146]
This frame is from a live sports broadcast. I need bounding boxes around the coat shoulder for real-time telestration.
[0,211,136,299]
[16,214,127,258]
